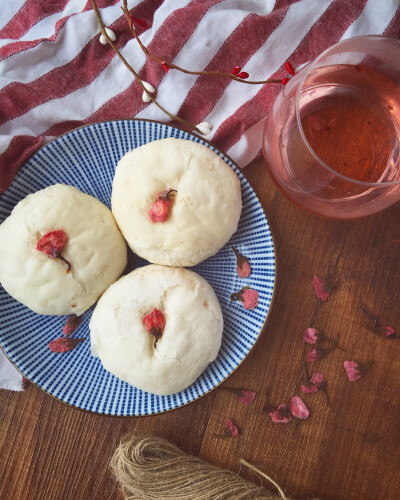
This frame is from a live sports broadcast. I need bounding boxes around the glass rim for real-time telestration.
[295,34,400,188]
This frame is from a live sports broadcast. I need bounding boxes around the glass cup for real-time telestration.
[263,35,400,219]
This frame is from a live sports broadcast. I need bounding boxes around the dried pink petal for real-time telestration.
[220,387,256,405]
[237,260,251,278]
[63,314,82,336]
[230,286,259,310]
[289,396,309,419]
[306,348,320,362]
[384,326,396,337]
[360,301,397,338]
[225,418,239,437]
[143,308,165,347]
[343,360,372,382]
[235,390,256,405]
[36,230,67,256]
[307,346,333,362]
[242,288,259,309]
[304,327,320,344]
[301,372,326,394]
[36,229,72,272]
[232,247,251,278]
[301,382,318,394]
[312,275,331,301]
[269,403,293,423]
[49,337,85,353]
[148,189,176,222]
[310,372,325,387]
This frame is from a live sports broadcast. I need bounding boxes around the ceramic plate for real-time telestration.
[0,120,275,415]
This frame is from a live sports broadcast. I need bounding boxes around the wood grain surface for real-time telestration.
[1,157,400,500]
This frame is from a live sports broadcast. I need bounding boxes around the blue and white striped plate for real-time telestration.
[0,120,275,416]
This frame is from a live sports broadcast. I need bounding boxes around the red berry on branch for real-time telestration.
[284,61,295,75]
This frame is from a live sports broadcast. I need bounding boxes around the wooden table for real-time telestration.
[1,156,400,500]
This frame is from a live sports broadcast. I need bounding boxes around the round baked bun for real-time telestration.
[0,184,127,316]
[89,264,223,395]
[111,138,242,267]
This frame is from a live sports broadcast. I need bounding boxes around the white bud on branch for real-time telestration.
[196,122,212,136]
[141,81,156,103]
[99,27,116,45]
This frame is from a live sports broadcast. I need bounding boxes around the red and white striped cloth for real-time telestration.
[0,0,399,390]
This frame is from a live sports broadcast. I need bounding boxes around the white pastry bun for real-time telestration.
[89,264,223,395]
[111,138,242,267]
[0,184,127,315]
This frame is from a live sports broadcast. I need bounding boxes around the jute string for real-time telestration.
[110,433,291,500]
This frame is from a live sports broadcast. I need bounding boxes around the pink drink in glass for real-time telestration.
[263,36,400,219]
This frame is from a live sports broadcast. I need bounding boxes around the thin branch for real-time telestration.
[91,0,200,132]
[93,0,286,134]
[121,0,281,84]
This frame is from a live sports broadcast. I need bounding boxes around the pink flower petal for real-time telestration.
[148,199,170,222]
[148,189,176,222]
[242,288,259,309]
[49,337,85,353]
[225,418,239,437]
[312,276,330,301]
[236,390,256,405]
[289,396,310,419]
[384,326,396,337]
[310,372,325,387]
[36,229,71,273]
[143,308,165,347]
[269,403,293,423]
[344,360,362,381]
[230,286,259,309]
[306,348,319,362]
[237,261,251,279]
[232,247,251,278]
[304,327,319,344]
[301,382,318,394]
[36,229,67,257]
[63,314,82,336]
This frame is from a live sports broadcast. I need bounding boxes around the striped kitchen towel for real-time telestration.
[0,0,399,194]
[0,0,399,389]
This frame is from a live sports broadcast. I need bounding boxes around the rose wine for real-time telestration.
[263,38,400,218]
[296,64,400,184]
